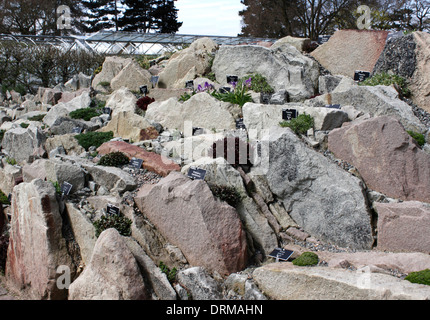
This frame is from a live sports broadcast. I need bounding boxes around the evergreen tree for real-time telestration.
[153,0,182,33]
[81,0,120,32]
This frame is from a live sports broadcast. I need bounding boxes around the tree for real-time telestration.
[153,0,182,33]
[81,0,121,32]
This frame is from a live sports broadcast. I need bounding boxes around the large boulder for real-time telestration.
[92,56,133,92]
[328,116,430,203]
[65,73,92,92]
[158,38,218,89]
[212,43,319,101]
[44,133,85,156]
[253,263,430,300]
[311,29,389,78]
[68,228,149,300]
[2,124,46,164]
[110,60,152,92]
[145,92,238,132]
[271,36,311,52]
[134,171,248,275]
[176,267,222,300]
[104,87,137,117]
[253,126,374,249]
[5,179,74,300]
[374,201,430,254]
[373,32,430,113]
[306,85,427,133]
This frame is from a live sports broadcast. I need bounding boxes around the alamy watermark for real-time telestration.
[57,5,72,30]
[357,5,371,30]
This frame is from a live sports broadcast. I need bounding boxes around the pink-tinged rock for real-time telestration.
[374,201,430,254]
[97,141,180,177]
[5,179,73,300]
[311,29,389,78]
[68,228,149,300]
[328,116,430,202]
[134,171,248,275]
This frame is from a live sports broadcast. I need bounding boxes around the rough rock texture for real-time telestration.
[253,263,430,300]
[374,201,430,253]
[65,73,92,92]
[104,87,138,117]
[328,116,430,203]
[145,93,237,132]
[2,124,46,164]
[68,228,148,300]
[311,29,389,78]
[306,85,427,133]
[97,141,180,177]
[44,133,85,156]
[253,126,374,249]
[212,44,319,102]
[5,179,73,300]
[110,60,152,92]
[92,56,132,92]
[176,267,222,300]
[158,37,218,89]
[134,171,248,275]
[373,32,430,113]
[0,164,22,196]
[271,36,311,52]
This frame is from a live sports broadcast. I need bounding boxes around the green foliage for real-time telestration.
[292,252,319,266]
[93,214,132,238]
[50,180,62,195]
[212,85,253,107]
[208,183,242,208]
[28,114,45,122]
[5,157,17,166]
[407,131,426,147]
[69,107,101,121]
[179,91,194,102]
[0,189,10,205]
[359,72,411,97]
[74,131,114,151]
[98,81,111,88]
[159,261,177,284]
[279,113,314,135]
[238,73,274,94]
[405,269,430,286]
[98,152,130,167]
[19,123,29,128]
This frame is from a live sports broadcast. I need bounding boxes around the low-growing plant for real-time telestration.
[360,72,411,97]
[292,252,319,266]
[28,114,45,122]
[279,113,314,135]
[0,189,10,205]
[98,81,111,88]
[93,214,132,238]
[159,261,177,284]
[237,73,274,94]
[5,157,17,166]
[209,137,255,168]
[69,107,101,121]
[208,183,242,208]
[98,151,130,167]
[20,123,29,128]
[136,96,155,112]
[74,131,114,151]
[407,131,426,147]
[405,269,430,286]
[50,180,62,195]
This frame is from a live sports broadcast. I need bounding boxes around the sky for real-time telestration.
[174,0,245,37]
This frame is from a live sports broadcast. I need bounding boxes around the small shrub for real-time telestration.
[292,252,319,266]
[405,269,430,286]
[5,157,17,166]
[0,189,10,205]
[209,137,254,167]
[98,81,111,88]
[208,183,242,208]
[69,107,101,121]
[28,114,45,122]
[279,113,314,135]
[407,131,426,147]
[20,123,29,128]
[98,151,130,167]
[159,261,177,284]
[93,215,132,238]
[237,73,274,94]
[49,180,62,195]
[74,131,113,151]
[360,72,411,97]
[136,96,155,112]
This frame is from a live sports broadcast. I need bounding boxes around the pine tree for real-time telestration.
[118,0,156,33]
[81,0,120,33]
[153,0,182,33]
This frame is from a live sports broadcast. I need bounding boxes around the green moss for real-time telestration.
[359,72,411,97]
[93,215,132,238]
[98,151,130,167]
[20,123,29,128]
[74,131,113,151]
[407,131,426,147]
[405,269,430,286]
[279,113,314,135]
[69,107,101,121]
[292,252,319,266]
[28,114,45,122]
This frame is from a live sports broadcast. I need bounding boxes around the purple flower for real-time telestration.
[245,77,252,88]
[231,81,237,89]
[197,84,203,92]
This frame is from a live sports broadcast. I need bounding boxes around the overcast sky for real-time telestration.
[175,0,245,37]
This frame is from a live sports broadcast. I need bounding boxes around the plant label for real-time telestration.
[268,248,294,262]
[236,118,246,129]
[318,35,331,44]
[72,127,82,134]
[187,167,206,180]
[219,86,231,94]
[102,107,111,115]
[140,85,148,95]
[130,158,143,169]
[61,181,73,196]
[106,203,120,216]
[354,70,371,82]
[151,76,159,87]
[325,104,341,109]
[282,109,298,121]
[227,75,238,84]
[185,80,194,89]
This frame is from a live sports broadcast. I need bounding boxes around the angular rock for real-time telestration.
[311,29,389,78]
[158,38,218,89]
[253,263,430,300]
[104,87,138,117]
[6,179,73,300]
[0,163,22,196]
[68,228,148,300]
[45,133,85,156]
[253,126,374,249]
[97,141,180,177]
[212,44,319,101]
[177,267,222,300]
[145,93,237,132]
[92,56,133,92]
[328,116,430,203]
[271,36,311,52]
[2,124,46,164]
[134,171,248,275]
[111,60,152,92]
[65,73,92,91]
[374,201,430,254]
